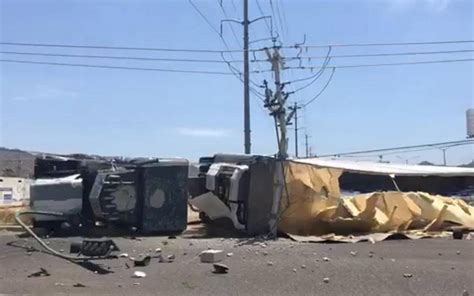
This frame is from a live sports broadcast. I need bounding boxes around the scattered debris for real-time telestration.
[212,263,229,274]
[323,257,331,262]
[403,273,413,278]
[119,253,129,258]
[133,282,141,286]
[350,251,357,256]
[200,250,224,263]
[167,254,176,262]
[323,277,330,283]
[27,268,50,278]
[54,283,65,287]
[456,251,461,255]
[301,264,306,269]
[292,268,297,273]
[132,271,147,278]
[452,229,464,240]
[133,256,151,267]
[262,251,269,256]
[368,237,376,244]
[462,289,469,296]
[391,259,396,262]
[155,248,162,253]
[267,261,274,266]
[26,251,32,256]
[258,242,267,248]
[369,254,374,258]
[226,252,234,257]
[125,263,130,269]
[438,253,442,256]
[162,241,168,246]
[59,249,64,253]
[73,283,86,288]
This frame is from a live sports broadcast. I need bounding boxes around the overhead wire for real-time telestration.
[188,0,264,99]
[0,58,241,75]
[283,58,474,71]
[283,48,474,61]
[0,50,236,63]
[302,67,336,108]
[287,47,332,92]
[278,39,474,50]
[0,41,252,53]
[318,139,474,157]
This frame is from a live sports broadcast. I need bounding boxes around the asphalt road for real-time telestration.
[0,232,473,296]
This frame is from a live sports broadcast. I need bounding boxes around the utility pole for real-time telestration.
[243,0,250,154]
[441,148,447,166]
[220,2,270,155]
[264,47,289,159]
[305,132,309,158]
[288,102,301,158]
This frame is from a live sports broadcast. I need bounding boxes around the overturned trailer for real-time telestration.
[189,155,474,237]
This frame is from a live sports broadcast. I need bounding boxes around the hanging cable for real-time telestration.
[302,67,336,107]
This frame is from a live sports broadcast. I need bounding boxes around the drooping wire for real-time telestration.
[302,67,336,108]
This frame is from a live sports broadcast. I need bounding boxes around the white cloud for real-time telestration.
[176,127,232,138]
[11,85,78,101]
[388,0,451,12]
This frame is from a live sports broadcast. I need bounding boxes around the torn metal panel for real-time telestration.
[293,158,474,177]
[279,161,474,237]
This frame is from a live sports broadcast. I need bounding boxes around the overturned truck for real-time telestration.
[30,156,189,234]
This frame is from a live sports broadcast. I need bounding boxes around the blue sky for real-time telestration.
[0,0,473,164]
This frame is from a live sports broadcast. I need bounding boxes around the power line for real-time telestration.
[0,50,235,63]
[0,58,238,75]
[217,0,242,47]
[318,139,474,157]
[283,49,474,61]
[280,39,474,49]
[269,0,286,40]
[0,41,251,53]
[302,67,336,107]
[255,0,273,36]
[284,58,474,71]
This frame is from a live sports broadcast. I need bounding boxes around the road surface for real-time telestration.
[0,232,472,295]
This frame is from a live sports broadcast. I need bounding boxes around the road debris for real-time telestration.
[456,251,461,255]
[167,254,176,262]
[292,268,297,273]
[212,263,229,274]
[403,273,413,278]
[301,264,306,269]
[133,256,151,267]
[350,251,357,256]
[132,271,147,278]
[462,289,469,296]
[155,248,162,253]
[226,252,234,257]
[267,261,274,266]
[323,277,330,283]
[73,283,86,288]
[200,249,224,263]
[27,268,50,278]
[323,257,331,262]
[119,253,129,258]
